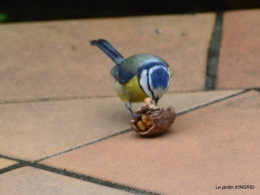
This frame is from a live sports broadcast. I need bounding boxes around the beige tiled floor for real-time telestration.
[0,158,17,170]
[0,90,242,161]
[0,167,132,195]
[217,9,260,89]
[0,13,215,103]
[41,91,260,195]
[1,10,260,195]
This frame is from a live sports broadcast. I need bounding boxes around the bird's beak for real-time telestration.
[153,97,159,106]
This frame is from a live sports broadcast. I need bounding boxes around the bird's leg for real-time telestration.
[125,101,140,119]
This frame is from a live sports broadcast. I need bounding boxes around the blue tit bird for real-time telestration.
[90,39,171,118]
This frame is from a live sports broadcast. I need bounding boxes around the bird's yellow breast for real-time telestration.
[114,76,148,103]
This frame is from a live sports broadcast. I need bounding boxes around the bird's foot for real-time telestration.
[132,113,141,119]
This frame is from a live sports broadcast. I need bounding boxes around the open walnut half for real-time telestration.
[130,98,176,136]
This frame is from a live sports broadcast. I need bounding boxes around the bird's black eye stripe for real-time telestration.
[138,80,144,93]
[147,68,155,100]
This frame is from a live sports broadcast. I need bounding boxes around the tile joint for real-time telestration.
[34,163,160,195]
[205,12,223,91]
[36,128,133,162]
[177,89,248,116]
[0,155,158,195]
[0,96,116,105]
[0,90,253,170]
[27,88,248,162]
[0,90,255,194]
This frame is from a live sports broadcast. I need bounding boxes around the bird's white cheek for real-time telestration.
[139,70,153,98]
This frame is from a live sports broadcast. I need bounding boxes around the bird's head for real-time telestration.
[138,61,171,106]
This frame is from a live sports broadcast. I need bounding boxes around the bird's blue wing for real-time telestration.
[110,64,135,84]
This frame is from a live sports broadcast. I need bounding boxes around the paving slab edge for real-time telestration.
[23,89,249,163]
[205,12,223,90]
[177,89,247,115]
[1,10,259,194]
[1,89,258,195]
[1,89,249,163]
[0,156,159,195]
[0,95,115,105]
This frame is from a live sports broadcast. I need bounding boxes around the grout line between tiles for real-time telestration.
[35,128,133,162]
[205,12,223,90]
[1,90,252,167]
[0,162,25,174]
[0,90,255,193]
[0,155,35,175]
[0,95,116,105]
[32,163,160,195]
[178,89,249,116]
[0,155,159,195]
[38,90,249,162]
[1,88,259,106]
[33,90,251,162]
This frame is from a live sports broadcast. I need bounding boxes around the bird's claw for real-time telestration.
[132,113,141,119]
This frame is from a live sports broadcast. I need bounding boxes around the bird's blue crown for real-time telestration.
[138,61,170,90]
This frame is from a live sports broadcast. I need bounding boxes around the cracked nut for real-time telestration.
[130,98,176,136]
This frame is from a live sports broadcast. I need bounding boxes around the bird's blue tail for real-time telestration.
[90,39,124,64]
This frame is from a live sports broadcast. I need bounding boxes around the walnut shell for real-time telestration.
[130,98,176,136]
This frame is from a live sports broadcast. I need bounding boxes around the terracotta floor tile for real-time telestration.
[0,167,131,195]
[0,97,129,161]
[41,91,260,194]
[217,9,260,89]
[0,14,215,103]
[0,158,17,169]
[158,89,243,114]
[0,90,241,161]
